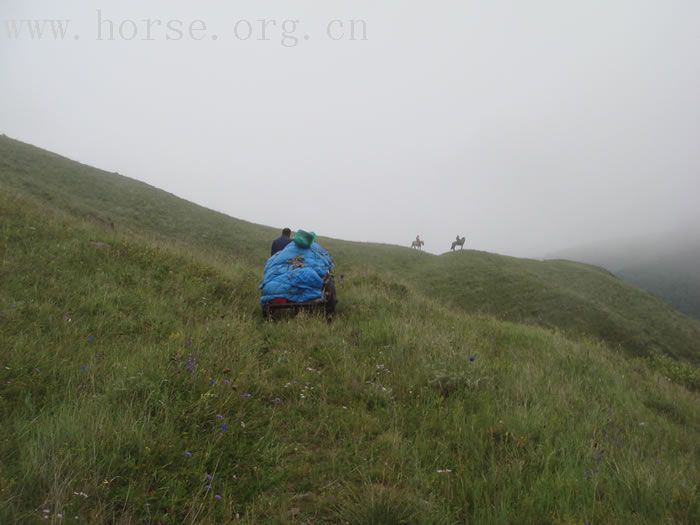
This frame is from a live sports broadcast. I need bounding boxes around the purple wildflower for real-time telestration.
[209,379,217,386]
[185,355,197,373]
[205,473,213,482]
[223,378,231,385]
[86,335,94,344]
[220,424,228,433]
[216,414,224,421]
[184,451,193,458]
[214,494,222,501]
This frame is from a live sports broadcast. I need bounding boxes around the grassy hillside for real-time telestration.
[405,252,700,362]
[618,256,700,321]
[3,183,700,524]
[550,235,700,321]
[2,135,700,364]
[0,134,277,263]
[1,135,700,522]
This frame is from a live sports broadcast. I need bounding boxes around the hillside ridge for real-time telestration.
[2,135,700,523]
[2,134,699,363]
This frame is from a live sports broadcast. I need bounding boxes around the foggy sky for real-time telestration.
[2,0,699,257]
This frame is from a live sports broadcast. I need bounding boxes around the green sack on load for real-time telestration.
[293,230,316,249]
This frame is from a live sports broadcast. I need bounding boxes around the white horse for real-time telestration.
[451,236,466,251]
[411,237,424,250]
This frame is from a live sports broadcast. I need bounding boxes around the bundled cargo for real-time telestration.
[259,231,336,319]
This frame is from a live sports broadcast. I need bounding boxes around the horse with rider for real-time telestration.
[411,235,424,250]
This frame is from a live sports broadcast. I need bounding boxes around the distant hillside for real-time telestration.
[2,134,699,362]
[550,232,700,320]
[0,134,278,262]
[406,252,700,362]
[1,134,699,523]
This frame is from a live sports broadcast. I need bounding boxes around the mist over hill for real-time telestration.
[549,229,700,320]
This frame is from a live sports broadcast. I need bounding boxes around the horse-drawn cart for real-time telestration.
[260,231,336,321]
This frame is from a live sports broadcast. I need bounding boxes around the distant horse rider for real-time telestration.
[451,235,466,251]
[271,228,292,256]
[412,235,424,250]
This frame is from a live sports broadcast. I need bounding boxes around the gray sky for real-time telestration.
[2,0,699,257]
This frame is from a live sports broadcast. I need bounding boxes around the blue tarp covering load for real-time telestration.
[260,241,334,304]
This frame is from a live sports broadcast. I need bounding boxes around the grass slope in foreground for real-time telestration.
[1,134,700,364]
[2,180,700,522]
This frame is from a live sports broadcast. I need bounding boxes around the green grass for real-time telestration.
[1,135,700,523]
[550,234,700,320]
[403,252,700,362]
[2,135,699,364]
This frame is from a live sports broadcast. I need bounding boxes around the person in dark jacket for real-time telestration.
[271,228,292,256]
